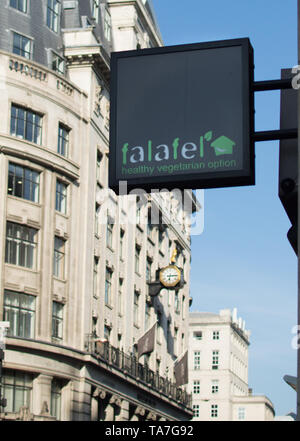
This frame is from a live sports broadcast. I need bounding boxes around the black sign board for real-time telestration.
[109,38,254,193]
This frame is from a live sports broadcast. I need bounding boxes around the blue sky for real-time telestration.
[152,0,298,416]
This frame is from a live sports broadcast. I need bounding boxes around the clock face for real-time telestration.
[159,265,181,287]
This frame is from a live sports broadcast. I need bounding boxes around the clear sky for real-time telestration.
[152,0,298,416]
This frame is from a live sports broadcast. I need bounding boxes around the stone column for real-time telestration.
[32,374,53,417]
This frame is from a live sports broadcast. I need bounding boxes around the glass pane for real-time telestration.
[8,173,14,195]
[15,387,26,412]
[16,109,25,138]
[3,385,14,412]
[13,33,21,55]
[26,121,33,142]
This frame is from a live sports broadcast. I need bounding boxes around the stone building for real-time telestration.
[188,309,275,421]
[0,0,195,421]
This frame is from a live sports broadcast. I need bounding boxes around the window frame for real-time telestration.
[3,290,36,339]
[106,221,114,249]
[105,267,113,306]
[8,162,40,203]
[10,104,42,145]
[212,350,219,370]
[12,31,33,59]
[193,350,201,370]
[211,404,218,418]
[52,52,65,75]
[5,222,38,270]
[46,0,60,33]
[91,0,100,23]
[104,7,111,41]
[133,290,140,326]
[193,380,200,394]
[1,370,33,413]
[211,379,219,394]
[52,301,63,340]
[55,179,67,214]
[213,330,220,340]
[57,123,69,156]
[193,331,202,340]
[51,378,62,419]
[193,404,200,418]
[9,0,28,13]
[135,244,140,274]
[53,236,65,279]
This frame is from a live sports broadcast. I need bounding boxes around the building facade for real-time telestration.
[188,309,275,421]
[0,0,194,421]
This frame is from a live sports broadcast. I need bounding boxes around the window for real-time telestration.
[174,327,178,356]
[105,268,112,305]
[193,331,202,340]
[3,291,35,338]
[95,203,100,236]
[135,245,140,274]
[47,0,60,32]
[10,0,27,13]
[52,52,64,75]
[212,380,219,394]
[193,380,200,394]
[1,370,32,413]
[10,104,42,144]
[118,278,123,315]
[156,311,162,343]
[146,258,152,282]
[145,302,151,330]
[12,32,32,59]
[119,229,125,260]
[136,203,141,225]
[193,405,200,418]
[8,163,40,203]
[166,320,171,352]
[91,0,99,22]
[133,291,139,326]
[194,351,201,370]
[57,124,69,156]
[211,404,218,418]
[238,407,245,420]
[96,150,102,181]
[52,301,63,340]
[53,236,65,279]
[104,8,111,41]
[55,180,67,214]
[5,222,37,269]
[106,221,113,249]
[212,350,219,370]
[213,330,220,340]
[93,257,99,299]
[51,379,62,419]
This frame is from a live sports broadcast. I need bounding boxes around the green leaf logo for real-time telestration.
[204,131,213,142]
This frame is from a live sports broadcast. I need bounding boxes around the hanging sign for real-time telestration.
[109,38,254,193]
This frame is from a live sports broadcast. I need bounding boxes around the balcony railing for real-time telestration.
[85,334,192,409]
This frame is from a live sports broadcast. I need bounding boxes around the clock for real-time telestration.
[159,265,181,288]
